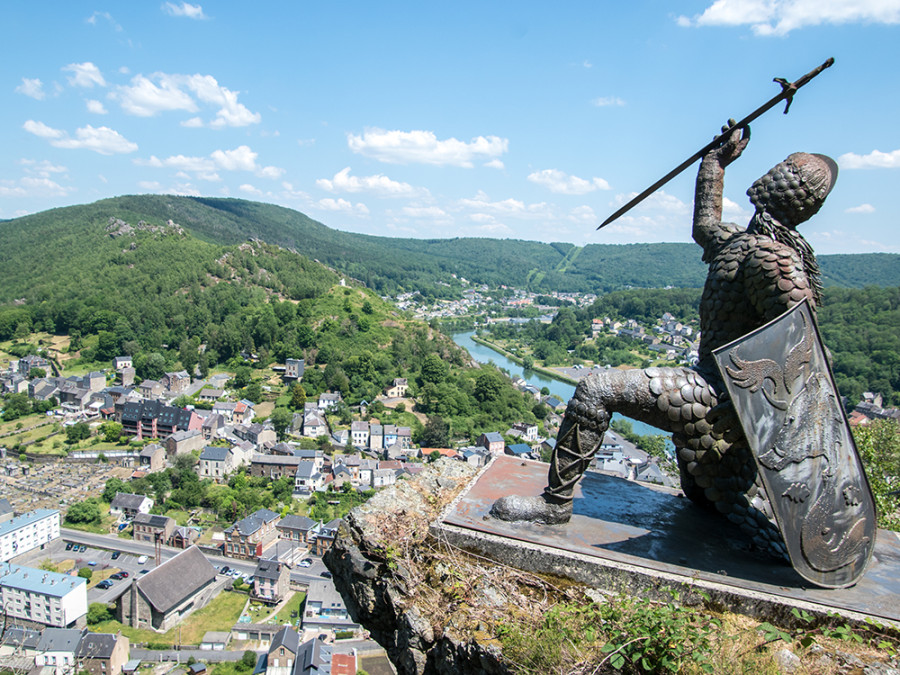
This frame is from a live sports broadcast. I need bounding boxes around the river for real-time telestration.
[451,331,671,440]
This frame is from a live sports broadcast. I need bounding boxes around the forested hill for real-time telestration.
[2,195,898,299]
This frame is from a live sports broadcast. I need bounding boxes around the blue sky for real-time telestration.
[2,2,899,254]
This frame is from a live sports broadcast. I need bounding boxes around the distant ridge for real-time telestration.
[1,195,896,301]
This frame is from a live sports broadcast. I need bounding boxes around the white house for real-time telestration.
[0,563,88,628]
[0,509,60,563]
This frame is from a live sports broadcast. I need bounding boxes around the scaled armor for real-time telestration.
[491,124,839,556]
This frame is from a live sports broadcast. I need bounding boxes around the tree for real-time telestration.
[270,407,293,439]
[78,567,93,580]
[30,367,46,379]
[66,422,91,444]
[241,651,258,670]
[420,353,449,385]
[100,421,123,444]
[87,602,112,625]
[290,382,307,409]
[475,370,503,404]
[419,416,450,448]
[2,393,31,421]
[65,498,102,525]
[102,478,127,503]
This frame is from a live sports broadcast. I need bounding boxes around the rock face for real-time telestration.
[324,459,514,674]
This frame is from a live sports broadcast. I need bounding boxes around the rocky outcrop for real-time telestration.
[324,459,527,674]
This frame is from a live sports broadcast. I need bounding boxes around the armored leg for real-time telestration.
[490,392,609,524]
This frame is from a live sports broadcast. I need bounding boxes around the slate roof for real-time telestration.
[277,515,317,532]
[37,628,84,653]
[200,446,230,462]
[482,432,504,444]
[297,636,332,674]
[295,461,319,479]
[1,627,41,650]
[253,559,283,581]
[225,508,279,537]
[270,625,300,656]
[507,443,533,456]
[76,632,119,659]
[111,492,151,511]
[133,513,173,529]
[135,545,216,614]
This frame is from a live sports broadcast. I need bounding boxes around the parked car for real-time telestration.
[299,559,312,568]
[220,566,230,575]
[137,555,148,564]
[111,551,121,560]
[320,571,332,579]
[96,580,113,589]
[110,573,124,580]
[87,561,98,567]
[65,542,73,551]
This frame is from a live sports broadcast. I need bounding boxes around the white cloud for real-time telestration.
[839,148,900,169]
[16,78,45,100]
[115,72,260,126]
[139,145,277,182]
[0,175,73,198]
[400,206,450,221]
[23,120,65,140]
[592,96,626,107]
[138,181,163,191]
[86,99,108,114]
[63,62,106,88]
[239,183,262,196]
[568,205,597,225]
[162,2,207,19]
[316,167,422,197]
[527,169,611,195]
[257,166,285,179]
[459,191,551,219]
[211,145,257,171]
[348,128,508,167]
[680,0,900,36]
[20,159,67,177]
[845,203,876,214]
[722,196,750,220]
[117,74,198,116]
[52,125,138,154]
[484,159,505,169]
[86,11,123,31]
[317,198,369,216]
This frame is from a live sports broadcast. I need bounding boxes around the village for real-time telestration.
[1,318,896,675]
[0,342,672,675]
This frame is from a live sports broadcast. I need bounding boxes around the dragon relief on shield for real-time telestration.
[725,310,871,573]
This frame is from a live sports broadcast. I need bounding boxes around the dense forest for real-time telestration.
[2,196,897,301]
[0,207,544,441]
[492,286,900,406]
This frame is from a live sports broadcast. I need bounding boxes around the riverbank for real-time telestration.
[470,335,579,386]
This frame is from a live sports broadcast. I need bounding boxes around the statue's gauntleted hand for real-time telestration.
[714,119,750,168]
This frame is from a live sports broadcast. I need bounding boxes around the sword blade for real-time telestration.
[597,58,834,230]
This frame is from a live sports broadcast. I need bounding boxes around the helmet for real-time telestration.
[746,153,838,227]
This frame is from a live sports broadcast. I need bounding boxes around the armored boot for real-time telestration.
[490,407,608,524]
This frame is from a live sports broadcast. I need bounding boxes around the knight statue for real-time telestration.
[491,120,845,561]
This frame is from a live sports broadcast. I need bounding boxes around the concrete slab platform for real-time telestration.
[435,455,900,628]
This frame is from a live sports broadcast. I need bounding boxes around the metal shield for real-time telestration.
[714,300,876,588]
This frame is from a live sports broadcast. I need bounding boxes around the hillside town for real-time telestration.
[0,341,674,675]
[0,316,897,675]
